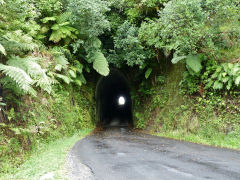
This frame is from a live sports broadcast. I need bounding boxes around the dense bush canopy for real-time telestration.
[0,0,239,97]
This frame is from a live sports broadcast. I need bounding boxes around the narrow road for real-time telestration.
[68,127,240,180]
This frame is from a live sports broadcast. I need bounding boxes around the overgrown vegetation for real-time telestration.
[0,84,95,174]
[0,0,240,176]
[1,130,92,179]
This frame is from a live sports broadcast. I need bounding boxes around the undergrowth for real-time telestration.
[0,130,92,179]
[0,84,95,174]
[133,59,240,149]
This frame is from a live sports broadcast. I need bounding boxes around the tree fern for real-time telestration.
[1,30,39,54]
[49,24,78,43]
[0,63,36,96]
[7,56,55,94]
[41,14,78,43]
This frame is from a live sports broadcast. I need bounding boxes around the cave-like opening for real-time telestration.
[96,69,132,127]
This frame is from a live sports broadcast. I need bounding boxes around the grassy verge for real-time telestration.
[153,130,240,150]
[0,129,92,180]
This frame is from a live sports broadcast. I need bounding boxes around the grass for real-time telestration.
[1,129,92,180]
[153,130,240,150]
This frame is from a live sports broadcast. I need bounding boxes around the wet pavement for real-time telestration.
[69,127,240,180]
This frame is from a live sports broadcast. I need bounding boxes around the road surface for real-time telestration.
[68,127,240,180]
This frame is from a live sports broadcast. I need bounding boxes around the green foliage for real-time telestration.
[66,0,110,38]
[180,71,200,95]
[92,52,110,76]
[7,56,55,93]
[0,0,40,34]
[0,64,36,96]
[35,0,63,17]
[185,54,203,75]
[205,62,240,91]
[0,84,95,174]
[108,21,151,67]
[40,13,78,43]
[158,0,208,54]
[134,66,240,149]
[0,30,39,55]
[0,43,6,56]
[145,68,152,79]
[0,55,55,95]
[139,0,240,57]
[114,0,170,22]
[135,112,146,129]
[172,54,204,75]
[1,132,91,179]
[49,47,90,86]
[49,24,78,43]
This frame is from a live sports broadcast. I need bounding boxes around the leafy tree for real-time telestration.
[66,0,110,38]
[64,0,110,76]
[108,21,151,67]
[139,0,240,57]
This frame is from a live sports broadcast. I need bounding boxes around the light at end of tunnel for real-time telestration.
[118,96,125,106]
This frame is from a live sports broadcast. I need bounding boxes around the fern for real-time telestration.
[91,52,109,76]
[51,47,69,71]
[41,14,78,43]
[49,24,78,43]
[41,17,56,23]
[7,56,55,94]
[0,63,36,96]
[0,30,39,54]
[0,43,6,56]
[54,73,72,84]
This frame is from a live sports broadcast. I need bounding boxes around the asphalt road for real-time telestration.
[68,127,240,180]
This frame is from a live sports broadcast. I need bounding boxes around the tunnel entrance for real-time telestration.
[96,69,132,127]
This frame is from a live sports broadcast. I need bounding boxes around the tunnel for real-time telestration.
[96,69,132,127]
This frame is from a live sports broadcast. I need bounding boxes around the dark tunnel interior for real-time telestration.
[96,69,132,127]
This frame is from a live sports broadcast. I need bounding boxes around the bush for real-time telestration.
[139,0,240,57]
[108,21,152,68]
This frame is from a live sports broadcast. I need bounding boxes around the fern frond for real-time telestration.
[56,12,72,24]
[0,43,6,56]
[7,56,55,94]
[41,17,57,23]
[0,63,36,96]
[51,47,69,71]
[49,24,78,43]
[1,30,39,54]
[54,73,72,84]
